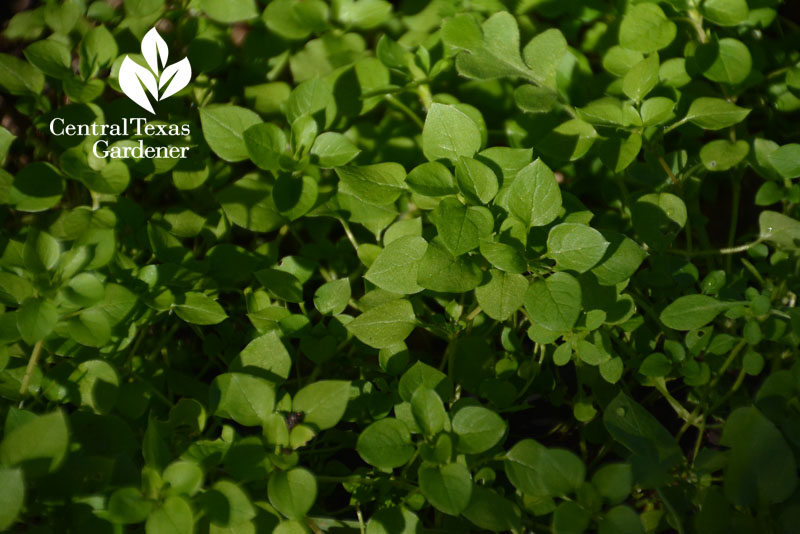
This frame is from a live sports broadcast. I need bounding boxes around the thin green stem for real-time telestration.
[18,340,44,409]
[667,239,763,257]
[383,95,425,130]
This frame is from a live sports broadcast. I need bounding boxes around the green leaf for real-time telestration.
[357,418,415,469]
[453,12,534,81]
[108,487,153,524]
[398,362,452,403]
[514,85,559,113]
[411,386,447,436]
[0,411,68,476]
[700,38,752,85]
[203,480,256,527]
[479,240,526,274]
[702,0,749,26]
[406,161,458,197]
[685,97,750,130]
[16,298,57,345]
[618,4,676,53]
[631,192,687,251]
[209,373,275,426]
[452,405,506,454]
[553,501,591,534]
[163,461,203,496]
[760,210,800,250]
[591,232,648,285]
[418,463,472,515]
[441,14,482,52]
[767,144,800,179]
[524,272,582,332]
[173,292,228,325]
[230,331,292,381]
[346,299,416,349]
[255,268,304,303]
[9,162,64,212]
[0,53,44,95]
[311,132,361,167]
[462,486,522,532]
[522,28,568,89]
[145,496,194,534]
[23,40,72,79]
[591,463,633,504]
[504,439,585,497]
[660,294,737,330]
[622,53,659,102]
[293,380,350,431]
[417,238,483,293]
[547,223,610,273]
[700,139,749,171]
[313,278,351,315]
[366,507,420,534]
[68,359,120,414]
[508,159,561,228]
[365,236,427,295]
[598,506,644,534]
[335,163,407,205]
[720,406,797,505]
[475,270,527,321]
[455,156,498,204]
[597,132,642,173]
[263,0,328,40]
[243,123,287,172]
[0,467,24,530]
[422,103,482,164]
[192,0,257,23]
[640,97,675,126]
[200,105,263,162]
[432,198,493,256]
[603,393,683,469]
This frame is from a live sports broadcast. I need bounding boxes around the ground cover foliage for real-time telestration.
[0,0,799,532]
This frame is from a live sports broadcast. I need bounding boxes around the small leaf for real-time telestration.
[365,236,428,295]
[759,211,800,250]
[619,4,676,53]
[313,278,351,315]
[720,406,797,505]
[145,496,194,534]
[418,463,472,515]
[452,406,506,454]
[522,28,567,89]
[702,0,749,26]
[524,272,582,332]
[475,270,528,321]
[357,418,415,469]
[660,294,737,330]
[200,105,263,162]
[700,139,749,171]
[422,103,482,164]
[346,300,416,349]
[173,292,228,325]
[311,132,361,167]
[0,411,69,476]
[293,380,351,431]
[508,159,562,228]
[685,97,750,130]
[0,467,23,530]
[16,298,57,345]
[209,373,275,427]
[622,53,659,102]
[547,223,610,273]
[767,144,800,179]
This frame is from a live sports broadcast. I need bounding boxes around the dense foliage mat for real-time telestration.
[1,0,799,533]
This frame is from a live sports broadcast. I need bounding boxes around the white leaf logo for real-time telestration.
[119,27,192,114]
